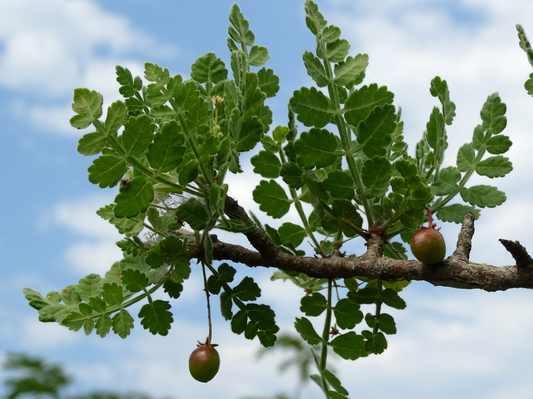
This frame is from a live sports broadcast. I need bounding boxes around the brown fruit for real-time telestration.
[410,207,446,264]
[189,339,220,383]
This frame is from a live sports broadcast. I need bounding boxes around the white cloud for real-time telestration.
[0,0,176,134]
[22,317,80,348]
[42,194,123,274]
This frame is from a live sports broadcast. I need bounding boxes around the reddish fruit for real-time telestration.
[189,339,220,383]
[410,207,446,264]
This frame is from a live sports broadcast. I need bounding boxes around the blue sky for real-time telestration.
[2,0,533,398]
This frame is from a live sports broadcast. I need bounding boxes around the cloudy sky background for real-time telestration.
[1,0,533,398]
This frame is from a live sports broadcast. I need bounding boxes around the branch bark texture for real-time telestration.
[218,197,533,292]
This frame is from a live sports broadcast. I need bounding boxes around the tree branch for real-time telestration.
[219,197,533,292]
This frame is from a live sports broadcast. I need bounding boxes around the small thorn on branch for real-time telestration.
[499,239,533,273]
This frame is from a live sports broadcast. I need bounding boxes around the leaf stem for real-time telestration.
[201,261,214,343]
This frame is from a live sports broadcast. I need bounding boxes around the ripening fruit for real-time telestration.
[189,340,220,383]
[410,207,446,264]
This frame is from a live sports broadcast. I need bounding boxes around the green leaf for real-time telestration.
[426,107,446,157]
[121,269,149,292]
[348,287,377,305]
[381,288,407,310]
[163,280,183,299]
[170,258,191,284]
[430,76,456,125]
[190,52,228,84]
[77,274,101,302]
[517,24,533,67]
[233,277,261,301]
[144,62,170,83]
[252,180,291,218]
[436,204,480,223]
[61,285,80,306]
[97,204,145,236]
[70,88,103,129]
[228,3,255,46]
[138,300,173,336]
[88,155,127,188]
[249,45,270,67]
[95,314,112,338]
[432,166,461,196]
[362,157,392,197]
[207,263,236,295]
[278,223,306,247]
[220,291,233,320]
[330,332,366,360]
[122,114,155,156]
[357,105,396,158]
[344,84,394,126]
[101,283,123,306]
[295,317,322,345]
[104,101,128,136]
[323,369,349,396]
[485,135,512,154]
[475,156,512,178]
[320,25,341,43]
[334,298,363,329]
[364,331,387,354]
[146,121,186,172]
[323,170,355,200]
[300,292,327,316]
[303,51,328,87]
[112,309,134,338]
[114,176,154,218]
[457,143,475,172]
[526,75,533,96]
[61,311,85,332]
[216,219,256,233]
[480,93,507,135]
[289,87,331,128]
[377,313,397,334]
[320,39,350,63]
[305,0,327,35]
[294,128,338,168]
[78,304,92,317]
[77,132,107,156]
[231,309,248,334]
[175,198,209,230]
[257,68,280,98]
[280,162,304,189]
[251,150,281,178]
[334,54,369,86]
[460,185,506,208]
[88,297,107,313]
[116,65,142,97]
[235,115,264,152]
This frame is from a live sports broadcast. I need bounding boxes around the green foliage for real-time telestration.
[24,2,526,398]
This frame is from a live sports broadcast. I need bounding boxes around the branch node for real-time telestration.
[499,239,533,273]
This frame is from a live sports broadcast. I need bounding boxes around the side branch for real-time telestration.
[219,198,533,291]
